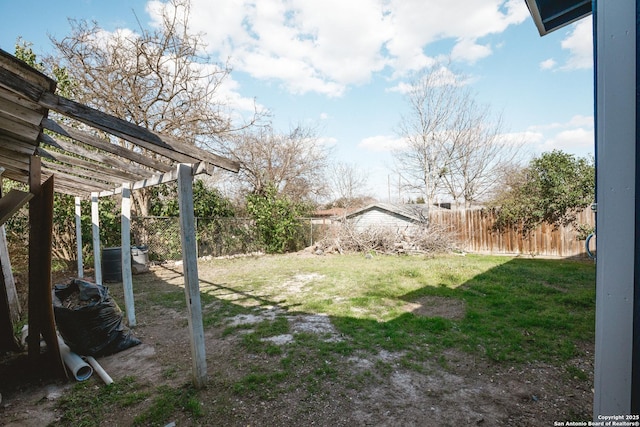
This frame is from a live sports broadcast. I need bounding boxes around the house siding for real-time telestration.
[348,207,418,232]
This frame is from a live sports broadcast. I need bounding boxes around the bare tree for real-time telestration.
[214,124,330,202]
[327,161,370,209]
[439,106,521,208]
[393,64,518,208]
[48,0,262,214]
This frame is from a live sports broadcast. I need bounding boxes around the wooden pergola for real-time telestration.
[0,49,238,387]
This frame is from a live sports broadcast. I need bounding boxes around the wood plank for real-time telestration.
[40,166,112,191]
[0,95,44,126]
[0,220,21,351]
[0,151,31,175]
[0,189,33,227]
[0,50,57,92]
[177,163,208,388]
[98,161,211,197]
[0,112,41,141]
[42,157,117,189]
[0,66,47,103]
[39,92,240,173]
[121,183,135,327]
[27,156,42,361]
[0,85,42,112]
[32,175,64,376]
[0,134,39,155]
[0,165,21,351]
[37,147,145,183]
[75,197,84,278]
[91,193,102,285]
[42,119,173,173]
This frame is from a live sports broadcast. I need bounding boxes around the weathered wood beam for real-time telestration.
[177,163,208,388]
[0,134,39,155]
[0,85,42,113]
[0,50,56,93]
[42,160,118,187]
[0,170,21,352]
[121,183,135,327]
[91,193,102,285]
[40,134,160,182]
[37,147,145,183]
[27,156,42,361]
[0,150,31,175]
[40,167,112,192]
[0,110,40,141]
[0,66,47,103]
[0,189,33,227]
[98,161,211,197]
[39,92,240,173]
[0,92,43,126]
[42,119,172,173]
[28,169,64,375]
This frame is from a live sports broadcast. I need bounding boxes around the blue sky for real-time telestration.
[0,0,594,200]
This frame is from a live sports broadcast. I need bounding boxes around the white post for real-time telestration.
[91,192,102,285]
[594,0,636,416]
[177,163,207,388]
[75,196,83,278]
[121,183,135,327]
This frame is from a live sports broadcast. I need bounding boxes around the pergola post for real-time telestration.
[121,183,135,327]
[91,192,102,285]
[75,196,83,278]
[177,163,207,388]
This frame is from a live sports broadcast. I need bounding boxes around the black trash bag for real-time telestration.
[53,278,141,357]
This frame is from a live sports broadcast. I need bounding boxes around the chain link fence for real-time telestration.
[130,216,333,261]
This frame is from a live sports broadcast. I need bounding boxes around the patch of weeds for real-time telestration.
[235,317,290,355]
[565,365,589,381]
[232,370,289,399]
[436,354,448,370]
[348,370,375,390]
[202,298,253,328]
[399,268,422,279]
[148,290,185,310]
[374,360,394,376]
[54,376,149,427]
[162,366,179,380]
[255,316,290,337]
[133,384,202,426]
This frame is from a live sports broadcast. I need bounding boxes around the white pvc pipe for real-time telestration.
[57,337,93,381]
[85,356,113,385]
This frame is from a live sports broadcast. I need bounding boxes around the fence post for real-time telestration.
[91,192,102,285]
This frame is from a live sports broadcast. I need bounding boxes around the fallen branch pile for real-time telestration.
[313,223,456,255]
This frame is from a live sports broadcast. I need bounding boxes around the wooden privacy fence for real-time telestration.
[429,208,596,258]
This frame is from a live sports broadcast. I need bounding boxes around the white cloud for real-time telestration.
[541,128,594,153]
[561,19,593,70]
[451,38,492,64]
[530,114,593,131]
[147,0,529,96]
[528,115,595,156]
[539,58,556,70]
[359,135,406,152]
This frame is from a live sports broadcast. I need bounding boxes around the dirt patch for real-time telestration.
[0,261,594,426]
[406,295,466,320]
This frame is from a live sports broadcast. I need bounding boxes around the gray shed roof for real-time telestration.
[345,203,429,223]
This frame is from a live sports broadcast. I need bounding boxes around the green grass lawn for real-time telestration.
[52,253,596,426]
[195,253,595,364]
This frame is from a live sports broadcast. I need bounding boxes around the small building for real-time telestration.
[344,203,429,233]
